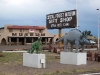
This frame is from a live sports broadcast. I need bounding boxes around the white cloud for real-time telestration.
[0,0,77,20]
[0,0,100,36]
[0,0,100,22]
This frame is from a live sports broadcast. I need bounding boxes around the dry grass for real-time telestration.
[0,50,100,75]
[0,52,22,64]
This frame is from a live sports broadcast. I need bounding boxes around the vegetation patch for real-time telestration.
[0,52,22,66]
[0,51,100,75]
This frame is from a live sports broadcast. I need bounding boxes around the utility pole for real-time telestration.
[97,9,100,50]
[76,0,78,29]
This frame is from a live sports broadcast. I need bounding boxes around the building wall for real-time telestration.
[0,24,12,44]
[0,25,55,45]
[0,24,68,45]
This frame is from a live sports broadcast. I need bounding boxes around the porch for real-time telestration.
[7,36,54,45]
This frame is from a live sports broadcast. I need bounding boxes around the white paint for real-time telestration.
[40,59,45,63]
[2,48,97,53]
[51,24,56,27]
[63,23,69,26]
[47,15,55,19]
[60,52,87,65]
[60,17,72,22]
[55,13,65,18]
[65,11,76,17]
[79,72,100,75]
[49,19,57,23]
[23,53,46,68]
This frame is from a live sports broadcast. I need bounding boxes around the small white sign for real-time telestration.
[29,29,35,33]
[40,59,45,63]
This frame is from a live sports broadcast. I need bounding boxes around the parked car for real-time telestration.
[89,40,96,45]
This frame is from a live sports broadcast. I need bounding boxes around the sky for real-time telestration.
[0,0,100,37]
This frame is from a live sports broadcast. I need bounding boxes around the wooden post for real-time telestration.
[58,29,62,47]
[32,38,34,43]
[17,38,19,45]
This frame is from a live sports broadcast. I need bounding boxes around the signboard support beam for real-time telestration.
[58,28,62,47]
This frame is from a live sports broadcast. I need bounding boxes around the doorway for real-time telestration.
[1,38,6,45]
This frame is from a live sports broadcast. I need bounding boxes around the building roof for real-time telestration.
[7,25,45,30]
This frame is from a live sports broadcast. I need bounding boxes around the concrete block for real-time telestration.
[23,53,45,68]
[60,52,87,65]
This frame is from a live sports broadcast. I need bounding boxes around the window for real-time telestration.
[35,33,39,36]
[30,33,33,36]
[20,29,24,32]
[41,33,45,36]
[26,38,32,43]
[24,33,28,36]
[9,29,13,32]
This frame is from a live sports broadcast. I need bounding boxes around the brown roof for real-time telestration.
[7,25,45,30]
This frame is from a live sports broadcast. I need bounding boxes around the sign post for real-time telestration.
[59,28,62,47]
[46,9,77,47]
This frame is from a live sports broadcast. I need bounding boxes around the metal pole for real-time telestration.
[76,0,78,29]
[97,9,99,50]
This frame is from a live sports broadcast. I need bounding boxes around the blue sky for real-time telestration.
[0,0,100,36]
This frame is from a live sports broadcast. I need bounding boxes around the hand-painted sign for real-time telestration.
[46,10,77,29]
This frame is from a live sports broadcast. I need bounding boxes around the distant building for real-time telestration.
[0,24,57,45]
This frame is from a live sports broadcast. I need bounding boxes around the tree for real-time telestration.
[82,30,93,36]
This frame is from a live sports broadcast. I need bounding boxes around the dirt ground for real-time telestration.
[0,45,31,51]
[0,45,100,75]
[0,60,100,75]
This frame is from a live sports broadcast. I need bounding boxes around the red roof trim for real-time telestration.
[7,26,45,30]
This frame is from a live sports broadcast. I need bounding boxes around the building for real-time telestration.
[0,24,57,45]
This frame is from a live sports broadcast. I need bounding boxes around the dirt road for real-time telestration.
[0,45,31,51]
